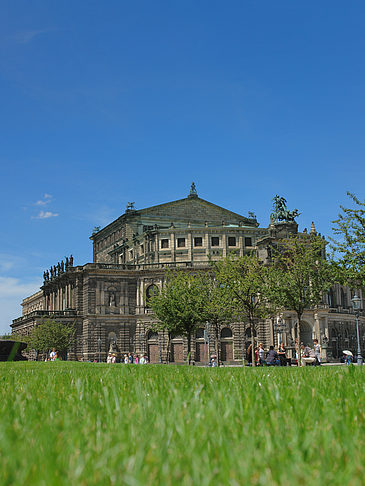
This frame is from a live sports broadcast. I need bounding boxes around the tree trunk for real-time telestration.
[166,332,171,363]
[214,321,220,366]
[297,313,302,367]
[187,330,191,365]
[251,321,255,367]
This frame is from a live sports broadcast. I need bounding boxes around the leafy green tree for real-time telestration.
[331,192,365,287]
[28,319,75,357]
[149,271,207,364]
[199,273,235,364]
[268,235,336,365]
[211,254,271,366]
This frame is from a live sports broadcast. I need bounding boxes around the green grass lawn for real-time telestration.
[0,363,364,486]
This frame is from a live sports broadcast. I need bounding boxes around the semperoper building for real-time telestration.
[11,185,365,363]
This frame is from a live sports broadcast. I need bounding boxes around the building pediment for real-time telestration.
[136,196,257,227]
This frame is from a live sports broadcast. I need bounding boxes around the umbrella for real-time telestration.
[343,350,353,356]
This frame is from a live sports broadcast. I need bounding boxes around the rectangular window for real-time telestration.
[161,239,169,249]
[140,244,144,254]
[245,237,252,246]
[177,238,186,248]
[194,237,203,247]
[228,236,236,247]
[211,237,219,247]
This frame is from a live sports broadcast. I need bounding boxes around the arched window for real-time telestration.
[147,330,158,341]
[145,284,159,307]
[195,328,205,339]
[221,327,232,339]
[171,333,183,341]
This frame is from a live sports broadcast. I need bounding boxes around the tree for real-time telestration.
[28,319,75,357]
[199,273,235,364]
[149,271,207,364]
[331,192,365,287]
[268,235,336,365]
[211,254,271,366]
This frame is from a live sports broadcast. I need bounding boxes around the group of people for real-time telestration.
[46,348,62,361]
[246,339,322,366]
[106,352,149,364]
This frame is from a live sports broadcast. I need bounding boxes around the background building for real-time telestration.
[12,185,364,363]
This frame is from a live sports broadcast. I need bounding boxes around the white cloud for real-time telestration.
[34,193,53,206]
[0,277,42,335]
[11,29,53,45]
[33,210,59,219]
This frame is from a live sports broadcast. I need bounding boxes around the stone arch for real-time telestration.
[195,327,206,362]
[145,284,159,307]
[220,326,233,362]
[170,333,184,363]
[147,330,158,341]
[220,327,232,338]
[147,330,159,363]
[195,327,205,339]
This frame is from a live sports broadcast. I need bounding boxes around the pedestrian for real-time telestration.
[107,352,112,363]
[278,342,287,366]
[50,348,56,361]
[134,354,139,364]
[128,353,133,364]
[258,343,265,366]
[124,354,129,364]
[313,339,321,365]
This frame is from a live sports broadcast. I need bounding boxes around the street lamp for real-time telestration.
[351,293,363,366]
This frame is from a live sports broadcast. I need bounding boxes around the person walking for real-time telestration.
[258,343,265,366]
[313,339,321,366]
[278,342,287,366]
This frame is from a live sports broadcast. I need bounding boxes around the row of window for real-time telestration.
[160,236,252,249]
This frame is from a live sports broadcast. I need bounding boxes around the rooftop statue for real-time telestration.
[189,182,197,196]
[126,202,135,211]
[271,195,300,223]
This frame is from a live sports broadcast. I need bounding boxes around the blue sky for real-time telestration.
[1,1,365,333]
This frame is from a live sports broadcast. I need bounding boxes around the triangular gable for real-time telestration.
[136,196,256,226]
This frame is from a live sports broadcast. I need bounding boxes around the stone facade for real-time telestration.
[11,187,365,363]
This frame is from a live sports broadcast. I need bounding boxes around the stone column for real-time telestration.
[187,230,192,263]
[314,312,320,341]
[222,233,227,258]
[239,234,244,257]
[170,231,175,262]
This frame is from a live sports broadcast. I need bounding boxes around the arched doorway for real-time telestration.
[195,328,206,363]
[170,334,184,363]
[221,327,233,362]
[147,330,159,363]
